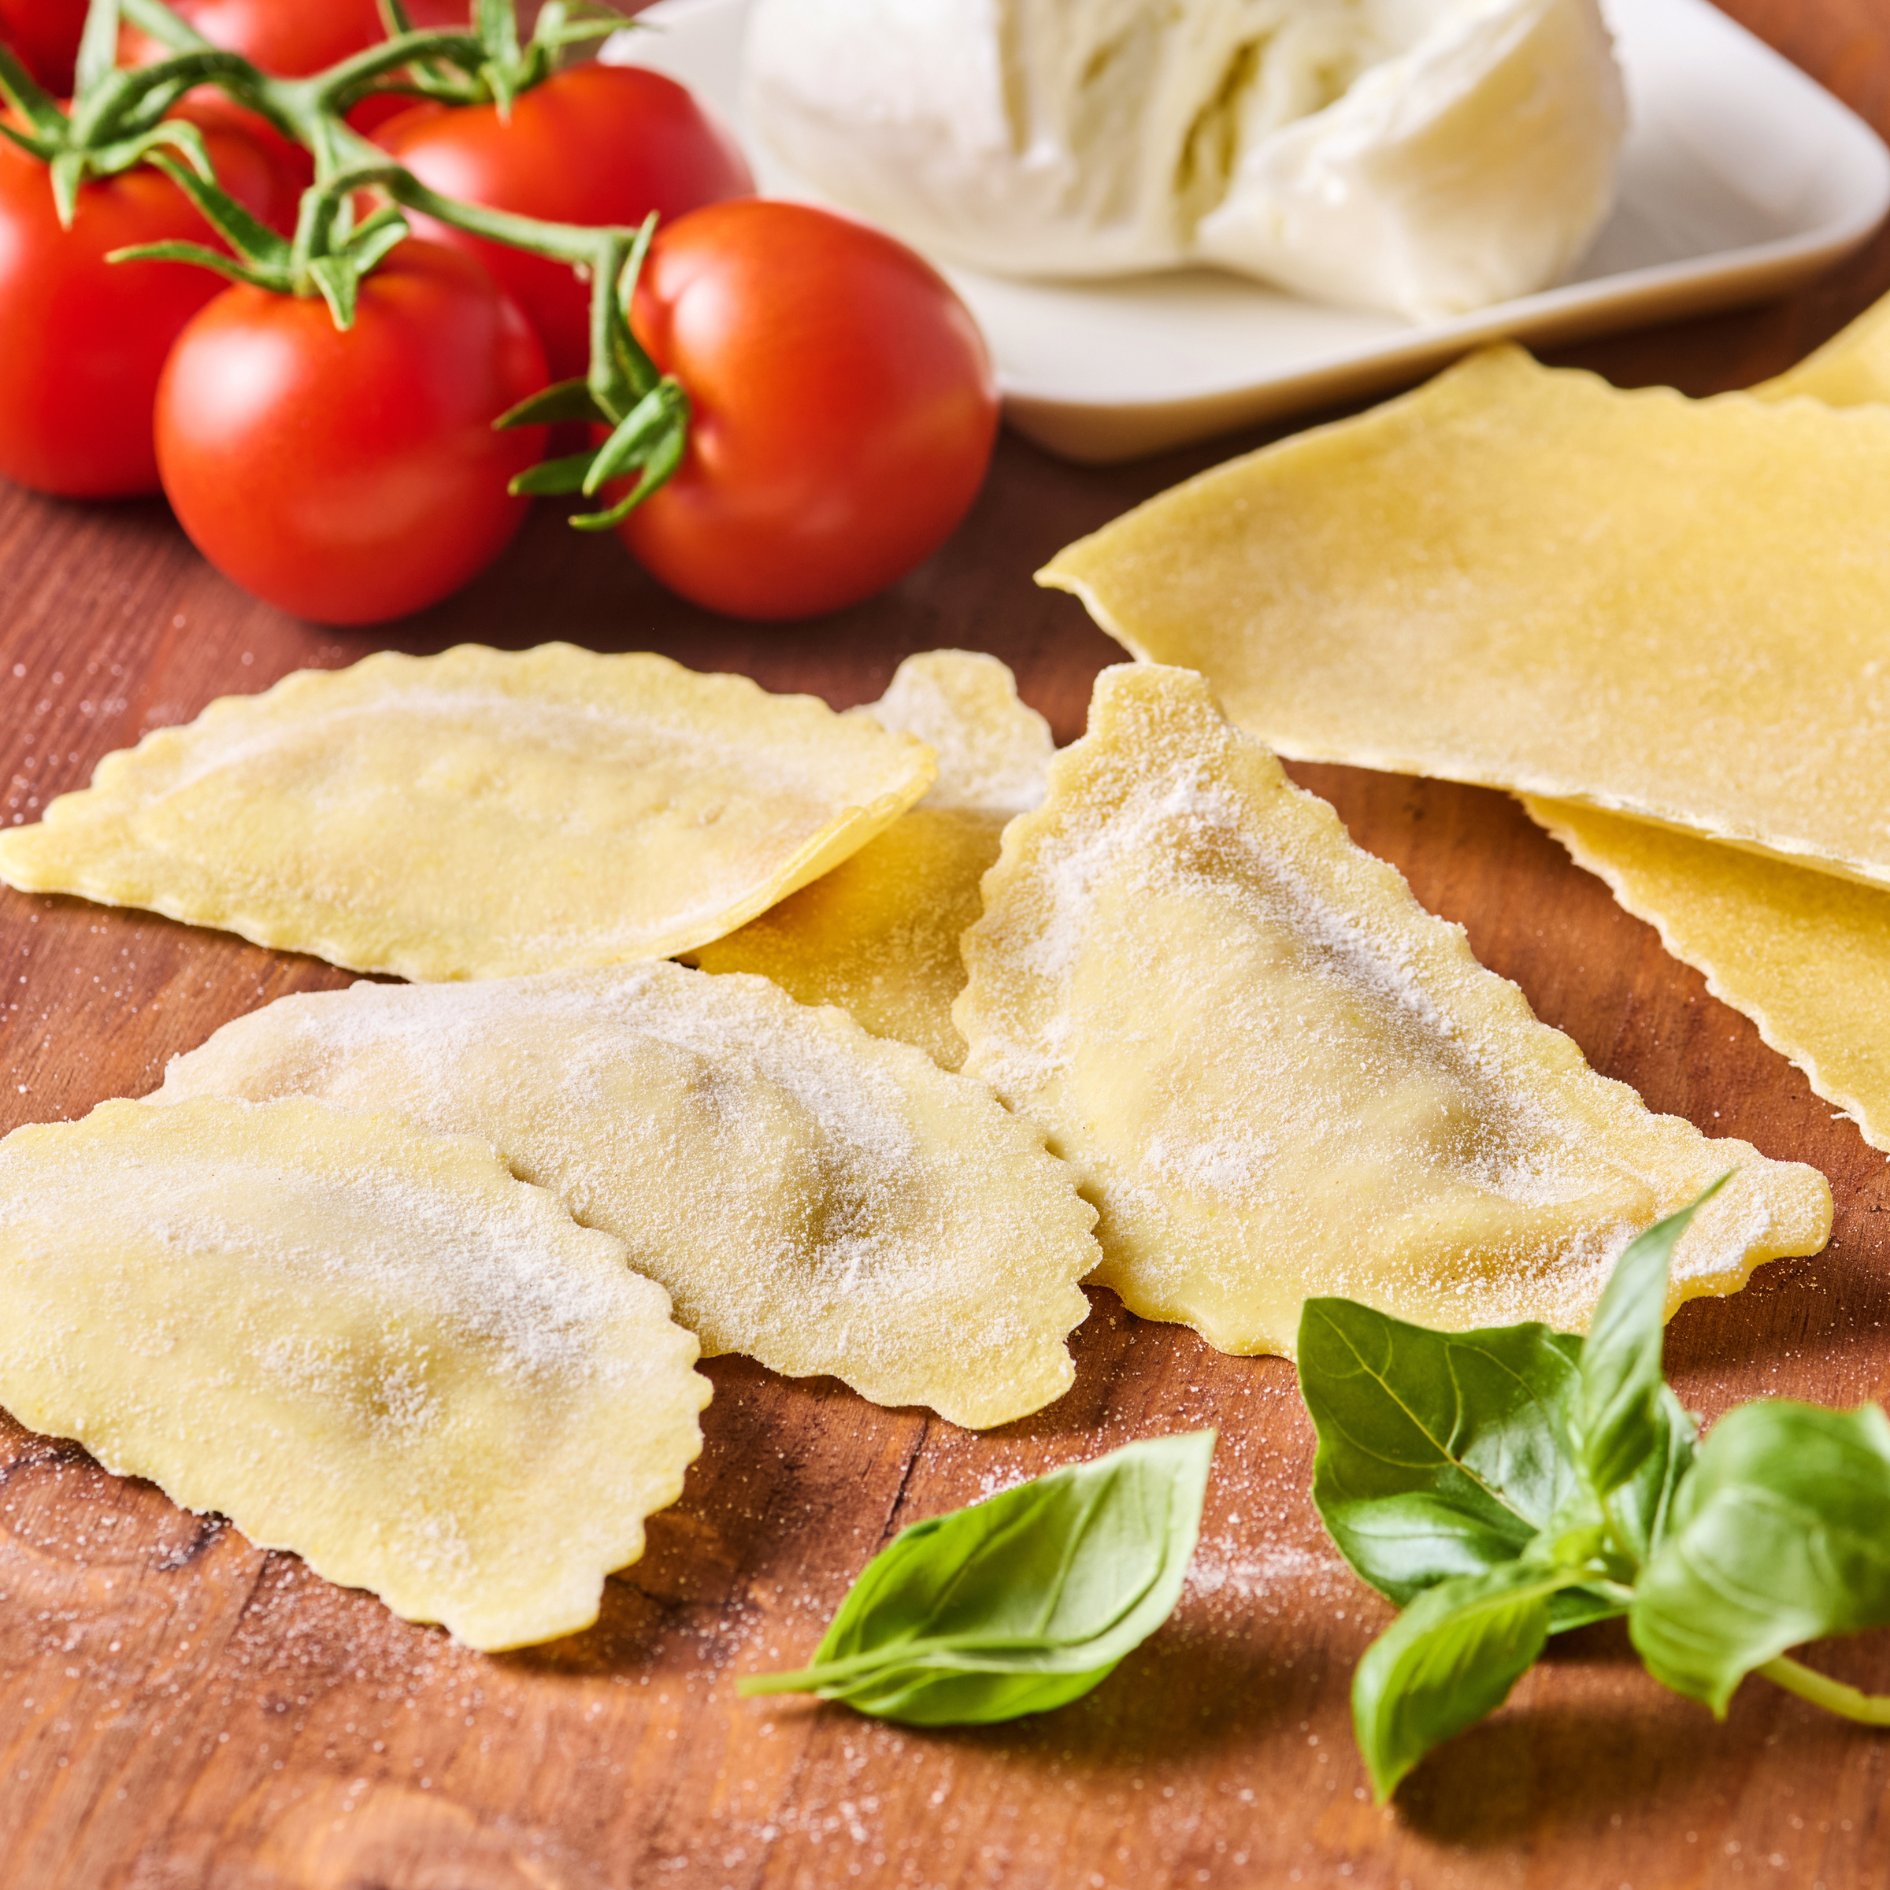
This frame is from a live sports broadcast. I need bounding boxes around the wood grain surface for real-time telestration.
[5,6,1890,1884]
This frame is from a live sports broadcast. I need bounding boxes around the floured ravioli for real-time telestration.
[156,961,1097,1429]
[0,644,935,981]
[954,665,1832,1357]
[1040,346,1890,889]
[1526,798,1890,1154]
[691,651,1055,1068]
[0,1096,707,1651]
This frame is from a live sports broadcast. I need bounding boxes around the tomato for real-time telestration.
[119,0,472,131]
[0,0,87,93]
[376,65,753,381]
[123,0,388,77]
[154,240,548,624]
[0,123,297,498]
[615,200,998,622]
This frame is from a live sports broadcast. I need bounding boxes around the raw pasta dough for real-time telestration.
[157,961,1097,1429]
[1040,345,1890,887]
[0,643,936,981]
[1526,799,1890,1153]
[955,665,1832,1357]
[0,1096,708,1651]
[1509,293,1890,1152]
[691,651,1054,1068]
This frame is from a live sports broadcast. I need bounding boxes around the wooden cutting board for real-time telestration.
[3,6,1889,1882]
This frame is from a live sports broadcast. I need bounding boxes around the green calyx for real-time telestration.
[496,214,692,527]
[375,0,634,117]
[108,155,410,330]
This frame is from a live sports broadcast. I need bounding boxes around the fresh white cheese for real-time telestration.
[743,0,1627,320]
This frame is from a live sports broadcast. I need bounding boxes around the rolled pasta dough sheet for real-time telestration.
[156,961,1098,1430]
[0,643,936,981]
[1525,798,1890,1154]
[955,665,1832,1358]
[1503,296,1890,1152]
[0,1096,708,1652]
[691,651,1055,1069]
[1039,346,1890,889]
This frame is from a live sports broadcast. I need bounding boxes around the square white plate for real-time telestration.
[606,0,1890,462]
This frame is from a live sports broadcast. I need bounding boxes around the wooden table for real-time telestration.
[4,6,1890,1883]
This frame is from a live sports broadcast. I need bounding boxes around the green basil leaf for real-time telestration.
[1602,1383,1698,1572]
[1352,1561,1581,1801]
[1630,1400,1890,1716]
[738,1430,1215,1726]
[1579,1183,1725,1508]
[1298,1296,1590,1605]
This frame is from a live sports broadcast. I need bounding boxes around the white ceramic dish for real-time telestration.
[605,0,1890,463]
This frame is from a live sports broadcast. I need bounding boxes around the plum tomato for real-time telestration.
[0,122,298,498]
[375,64,754,380]
[153,240,549,625]
[0,0,87,93]
[615,199,999,622]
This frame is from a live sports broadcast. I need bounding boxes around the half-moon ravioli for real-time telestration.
[955,664,1832,1357]
[156,961,1098,1429]
[0,1096,708,1651]
[690,651,1054,1069]
[0,643,936,981]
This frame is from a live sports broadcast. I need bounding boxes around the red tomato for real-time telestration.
[0,123,296,498]
[124,0,388,76]
[615,200,998,622]
[154,240,548,624]
[376,65,754,381]
[0,0,87,93]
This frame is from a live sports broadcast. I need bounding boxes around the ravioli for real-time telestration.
[1040,346,1890,888]
[0,1096,707,1651]
[690,651,1054,1068]
[0,643,936,981]
[156,961,1097,1429]
[954,665,1832,1358]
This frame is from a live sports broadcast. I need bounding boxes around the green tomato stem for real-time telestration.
[1760,1655,1890,1725]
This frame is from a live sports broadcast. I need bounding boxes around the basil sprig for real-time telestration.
[739,1430,1215,1725]
[1299,1180,1890,1799]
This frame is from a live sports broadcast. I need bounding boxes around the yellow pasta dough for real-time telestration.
[955,665,1831,1358]
[690,651,1054,1068]
[1525,798,1890,1153]
[0,643,935,981]
[1040,345,1890,887]
[156,961,1097,1429]
[0,1096,708,1651]
[1757,291,1890,407]
[1505,300,1890,1152]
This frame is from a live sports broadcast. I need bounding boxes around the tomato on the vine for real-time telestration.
[0,0,87,93]
[154,240,548,624]
[376,64,753,380]
[0,123,297,498]
[613,199,999,622]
